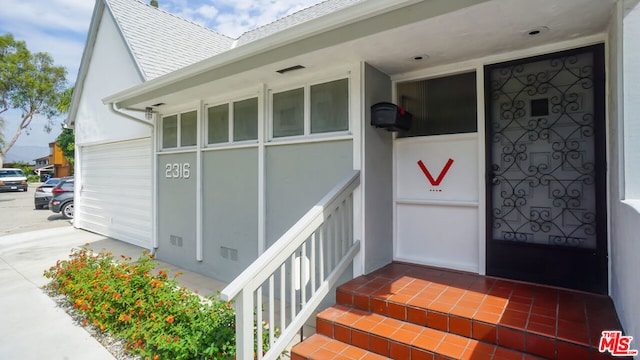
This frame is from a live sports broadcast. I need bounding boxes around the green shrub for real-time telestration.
[27,175,40,182]
[44,248,245,360]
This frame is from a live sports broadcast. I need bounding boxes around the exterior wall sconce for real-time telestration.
[145,107,153,120]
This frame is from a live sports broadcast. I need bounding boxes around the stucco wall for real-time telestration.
[362,63,394,274]
[74,10,150,146]
[265,140,353,246]
[201,148,259,283]
[156,152,198,270]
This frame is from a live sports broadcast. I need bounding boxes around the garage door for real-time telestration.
[77,138,152,248]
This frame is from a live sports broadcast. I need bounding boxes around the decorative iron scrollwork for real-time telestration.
[489,52,597,249]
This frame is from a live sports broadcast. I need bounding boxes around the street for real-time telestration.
[0,184,72,235]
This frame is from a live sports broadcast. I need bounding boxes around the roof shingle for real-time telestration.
[236,0,367,46]
[105,0,234,80]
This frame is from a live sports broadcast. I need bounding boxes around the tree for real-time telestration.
[150,0,158,8]
[0,33,69,167]
[55,86,74,171]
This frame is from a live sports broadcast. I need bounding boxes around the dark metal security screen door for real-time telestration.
[485,44,607,294]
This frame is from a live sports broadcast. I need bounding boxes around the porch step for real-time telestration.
[291,263,630,360]
[312,304,543,359]
[291,333,391,360]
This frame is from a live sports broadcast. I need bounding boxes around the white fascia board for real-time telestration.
[102,0,426,109]
[66,0,105,128]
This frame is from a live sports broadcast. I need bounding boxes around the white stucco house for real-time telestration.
[69,0,640,358]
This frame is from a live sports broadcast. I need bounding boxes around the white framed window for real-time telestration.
[270,77,349,139]
[161,110,197,149]
[205,97,259,146]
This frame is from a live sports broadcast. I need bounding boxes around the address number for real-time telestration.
[165,163,191,179]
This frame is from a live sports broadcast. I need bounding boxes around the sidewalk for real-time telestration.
[0,226,227,360]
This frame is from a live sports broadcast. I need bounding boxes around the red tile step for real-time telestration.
[332,263,629,360]
[291,333,391,360]
[306,304,545,360]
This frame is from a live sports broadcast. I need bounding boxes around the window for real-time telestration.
[311,79,348,133]
[181,111,197,146]
[273,88,304,138]
[234,98,258,141]
[271,78,349,139]
[206,97,258,145]
[207,104,229,144]
[397,72,477,138]
[161,110,197,149]
[162,115,178,148]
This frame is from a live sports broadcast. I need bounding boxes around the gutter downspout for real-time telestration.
[107,103,154,127]
[107,102,158,256]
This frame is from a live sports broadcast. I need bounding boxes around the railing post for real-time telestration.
[235,289,254,360]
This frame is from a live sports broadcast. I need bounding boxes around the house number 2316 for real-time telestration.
[165,163,190,179]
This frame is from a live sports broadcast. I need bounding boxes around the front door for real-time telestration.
[485,44,607,294]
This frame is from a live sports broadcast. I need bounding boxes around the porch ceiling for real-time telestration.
[115,0,615,111]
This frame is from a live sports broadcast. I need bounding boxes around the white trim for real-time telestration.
[264,134,353,147]
[395,199,479,207]
[152,115,159,250]
[394,132,477,144]
[196,100,203,262]
[476,64,487,275]
[394,255,479,274]
[258,84,266,255]
[201,143,259,152]
[156,148,197,155]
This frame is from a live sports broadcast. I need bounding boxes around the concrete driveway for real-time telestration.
[0,227,117,360]
[0,184,71,235]
[0,183,116,359]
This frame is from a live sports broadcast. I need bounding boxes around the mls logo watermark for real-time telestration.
[599,331,638,356]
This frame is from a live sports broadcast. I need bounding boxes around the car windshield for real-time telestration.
[45,178,61,185]
[0,169,25,176]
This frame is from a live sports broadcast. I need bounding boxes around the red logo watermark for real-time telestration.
[599,331,638,356]
[417,158,454,187]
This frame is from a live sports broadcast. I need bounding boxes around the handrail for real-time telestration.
[220,170,360,360]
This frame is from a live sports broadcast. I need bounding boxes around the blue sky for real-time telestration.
[0,0,322,158]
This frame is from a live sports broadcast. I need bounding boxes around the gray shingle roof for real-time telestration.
[105,0,234,80]
[236,0,367,46]
[104,0,365,80]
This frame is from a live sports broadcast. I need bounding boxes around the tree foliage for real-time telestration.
[0,33,69,163]
[56,125,74,168]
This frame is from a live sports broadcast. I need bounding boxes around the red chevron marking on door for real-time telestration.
[417,158,454,186]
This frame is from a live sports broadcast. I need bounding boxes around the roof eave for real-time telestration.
[103,0,429,109]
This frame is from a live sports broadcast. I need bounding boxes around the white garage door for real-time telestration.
[77,138,152,248]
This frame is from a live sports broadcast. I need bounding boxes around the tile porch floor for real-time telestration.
[292,262,630,360]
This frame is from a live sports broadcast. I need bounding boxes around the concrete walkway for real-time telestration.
[0,226,227,360]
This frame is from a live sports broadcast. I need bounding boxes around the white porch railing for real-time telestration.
[220,170,360,360]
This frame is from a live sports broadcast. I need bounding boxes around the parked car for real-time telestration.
[33,178,61,209]
[49,177,74,219]
[0,168,29,192]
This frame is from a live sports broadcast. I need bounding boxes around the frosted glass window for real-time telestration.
[397,72,477,138]
[311,79,348,133]
[208,104,229,144]
[180,110,197,147]
[162,115,177,148]
[273,88,304,138]
[234,98,258,141]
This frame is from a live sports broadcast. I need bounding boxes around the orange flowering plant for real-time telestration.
[43,247,275,360]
